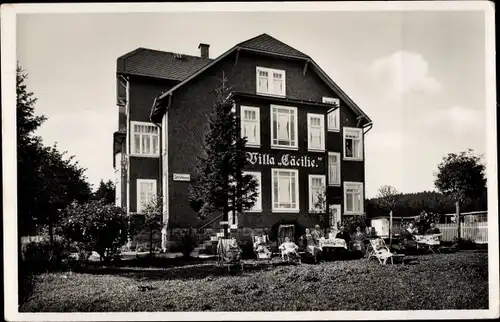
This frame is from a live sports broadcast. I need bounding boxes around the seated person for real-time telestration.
[224,237,242,262]
[351,226,367,253]
[406,222,419,236]
[302,228,322,258]
[278,237,299,261]
[312,224,324,240]
[336,226,351,244]
[425,223,441,235]
[253,235,271,257]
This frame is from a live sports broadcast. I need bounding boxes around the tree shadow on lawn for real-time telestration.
[73,259,294,282]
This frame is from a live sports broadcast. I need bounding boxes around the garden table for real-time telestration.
[319,238,347,251]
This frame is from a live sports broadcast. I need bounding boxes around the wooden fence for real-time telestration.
[435,223,488,244]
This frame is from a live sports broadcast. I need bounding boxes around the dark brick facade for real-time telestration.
[166,50,367,230]
[115,40,370,243]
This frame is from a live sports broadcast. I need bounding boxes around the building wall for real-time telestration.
[166,50,367,229]
[125,76,178,212]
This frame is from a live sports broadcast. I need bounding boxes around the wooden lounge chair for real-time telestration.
[368,238,405,265]
[253,235,272,260]
[216,238,244,273]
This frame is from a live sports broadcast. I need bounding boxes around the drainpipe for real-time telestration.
[123,75,131,248]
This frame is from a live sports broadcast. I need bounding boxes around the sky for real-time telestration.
[16,9,487,198]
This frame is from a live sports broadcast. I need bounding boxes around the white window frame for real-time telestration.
[136,179,157,214]
[307,113,325,151]
[131,121,160,157]
[271,169,299,212]
[343,181,364,215]
[308,174,326,213]
[270,105,298,150]
[256,66,286,97]
[240,106,261,147]
[323,97,340,132]
[343,127,363,161]
[328,152,341,186]
[243,171,262,212]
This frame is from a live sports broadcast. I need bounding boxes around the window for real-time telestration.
[137,179,157,213]
[131,121,160,157]
[328,152,341,186]
[271,105,298,149]
[343,127,363,160]
[240,106,260,146]
[272,169,299,212]
[344,182,364,214]
[309,175,326,212]
[243,171,262,212]
[256,67,286,96]
[323,97,340,131]
[307,113,325,151]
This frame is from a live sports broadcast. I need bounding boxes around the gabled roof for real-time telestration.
[151,33,372,124]
[238,33,308,58]
[117,47,212,81]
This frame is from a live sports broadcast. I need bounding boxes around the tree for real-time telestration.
[189,76,258,238]
[59,200,129,263]
[434,149,486,240]
[140,196,163,257]
[376,185,400,247]
[92,179,116,204]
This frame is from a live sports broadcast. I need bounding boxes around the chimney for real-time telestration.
[198,43,210,59]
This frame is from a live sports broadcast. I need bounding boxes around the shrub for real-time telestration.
[180,229,196,258]
[22,238,71,273]
[59,200,129,263]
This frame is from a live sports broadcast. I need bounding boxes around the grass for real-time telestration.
[20,251,488,312]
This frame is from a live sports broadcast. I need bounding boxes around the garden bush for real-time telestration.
[22,238,72,273]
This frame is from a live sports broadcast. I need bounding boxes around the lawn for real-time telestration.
[20,251,488,312]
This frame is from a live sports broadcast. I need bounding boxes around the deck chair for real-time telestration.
[368,238,402,265]
[277,224,295,247]
[216,238,244,273]
[253,235,272,260]
[277,225,303,263]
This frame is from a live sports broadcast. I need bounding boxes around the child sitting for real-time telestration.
[254,235,271,258]
[279,237,299,261]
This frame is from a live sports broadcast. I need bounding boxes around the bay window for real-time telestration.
[271,105,298,149]
[344,182,364,214]
[272,169,299,212]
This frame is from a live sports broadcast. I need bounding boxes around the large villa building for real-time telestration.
[113,33,373,249]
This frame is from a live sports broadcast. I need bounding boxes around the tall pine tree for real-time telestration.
[190,76,258,238]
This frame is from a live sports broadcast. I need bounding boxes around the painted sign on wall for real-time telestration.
[246,152,323,168]
[173,173,191,182]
